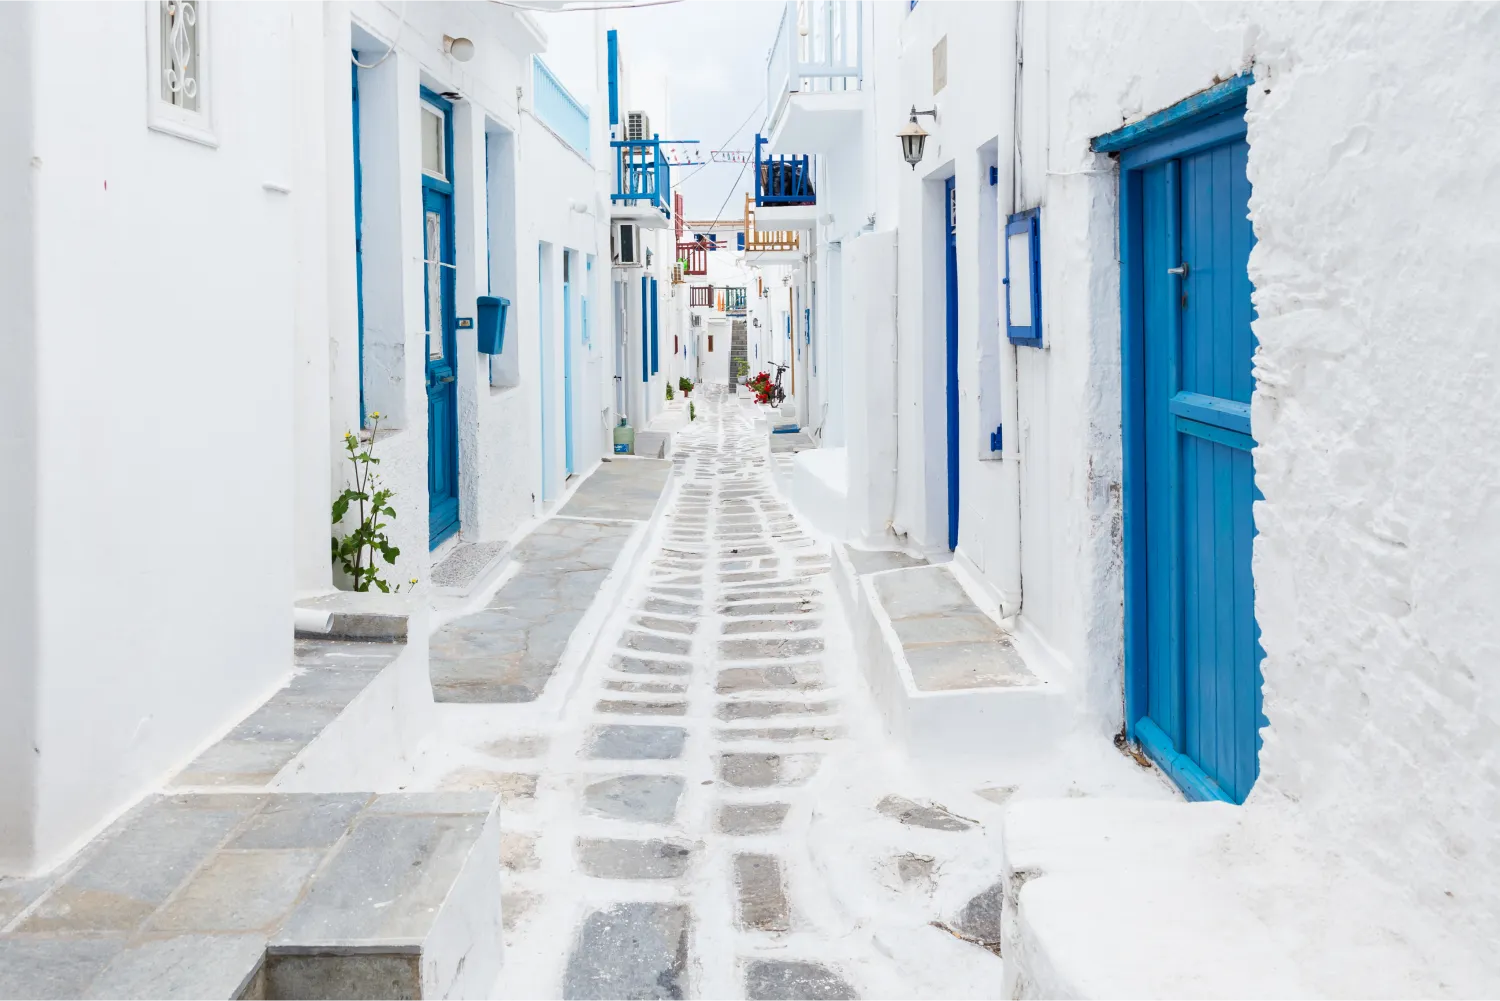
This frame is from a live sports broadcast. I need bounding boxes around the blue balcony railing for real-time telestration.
[726,287,748,314]
[765,1,863,134]
[754,134,815,207]
[532,57,590,158]
[612,137,672,220]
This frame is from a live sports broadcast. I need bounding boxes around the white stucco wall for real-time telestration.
[1,1,304,873]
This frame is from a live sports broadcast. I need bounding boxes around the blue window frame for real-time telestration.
[650,277,659,374]
[640,275,649,382]
[1004,208,1042,347]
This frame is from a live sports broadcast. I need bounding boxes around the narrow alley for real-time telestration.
[415,389,1019,1000]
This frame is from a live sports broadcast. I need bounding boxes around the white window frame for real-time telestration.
[145,0,216,147]
[421,103,448,181]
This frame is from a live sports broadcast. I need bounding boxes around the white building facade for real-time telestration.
[0,0,622,877]
[753,0,1500,992]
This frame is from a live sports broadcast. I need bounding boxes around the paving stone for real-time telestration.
[721,571,776,583]
[720,637,825,660]
[745,959,858,1000]
[611,655,690,676]
[716,700,835,722]
[720,600,819,617]
[622,631,693,656]
[19,795,260,934]
[722,590,820,604]
[875,795,977,832]
[595,699,689,717]
[716,665,822,694]
[974,785,1017,806]
[716,802,791,835]
[503,889,539,932]
[715,726,845,742]
[0,874,56,928]
[895,852,937,888]
[716,753,820,788]
[173,738,302,787]
[481,734,548,759]
[586,725,687,760]
[955,881,1004,951]
[575,838,695,879]
[0,938,126,999]
[604,678,687,694]
[583,775,686,824]
[721,617,823,635]
[734,854,790,931]
[227,793,368,850]
[564,902,690,1000]
[148,849,323,933]
[633,615,698,635]
[83,932,266,1000]
[501,832,540,872]
[643,597,701,616]
[437,769,537,807]
[558,458,671,521]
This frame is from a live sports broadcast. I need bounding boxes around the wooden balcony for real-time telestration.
[689,285,713,307]
[743,195,800,257]
[678,241,708,275]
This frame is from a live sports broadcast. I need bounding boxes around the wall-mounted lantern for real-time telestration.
[443,36,475,62]
[898,106,938,169]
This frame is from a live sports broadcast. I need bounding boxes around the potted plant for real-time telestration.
[678,376,694,397]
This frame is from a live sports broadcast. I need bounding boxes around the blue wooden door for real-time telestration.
[944,176,960,551]
[1132,113,1263,803]
[422,92,460,548]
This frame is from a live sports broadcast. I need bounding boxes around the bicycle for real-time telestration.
[769,363,788,408]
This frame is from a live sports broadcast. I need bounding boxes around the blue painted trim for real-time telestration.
[1135,718,1233,802]
[1173,415,1256,452]
[1005,208,1043,347]
[606,30,619,127]
[1169,391,1251,435]
[1120,167,1147,742]
[1119,111,1247,172]
[352,56,366,428]
[640,276,649,382]
[944,176,960,552]
[1092,72,1253,153]
[420,87,455,197]
[650,277,659,375]
[989,165,998,186]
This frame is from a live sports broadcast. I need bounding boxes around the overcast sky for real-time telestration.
[532,1,785,226]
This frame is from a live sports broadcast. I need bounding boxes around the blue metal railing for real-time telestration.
[726,287,747,314]
[754,134,814,207]
[612,137,672,220]
[533,57,590,158]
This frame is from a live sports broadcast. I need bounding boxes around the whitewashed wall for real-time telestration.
[0,1,302,874]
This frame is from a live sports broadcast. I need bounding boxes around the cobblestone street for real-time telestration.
[413,391,1011,999]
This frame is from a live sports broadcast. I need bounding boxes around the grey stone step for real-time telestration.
[0,792,501,1000]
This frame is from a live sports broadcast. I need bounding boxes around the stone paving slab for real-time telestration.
[430,518,637,703]
[564,902,690,1000]
[0,792,500,1001]
[171,642,400,788]
[559,457,672,521]
[870,564,1036,691]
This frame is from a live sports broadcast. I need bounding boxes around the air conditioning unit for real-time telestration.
[612,222,641,267]
[625,110,652,141]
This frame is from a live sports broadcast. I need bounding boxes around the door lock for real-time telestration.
[1167,264,1189,276]
[439,374,455,384]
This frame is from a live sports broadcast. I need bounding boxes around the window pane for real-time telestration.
[426,210,444,357]
[1007,230,1032,328]
[422,107,445,178]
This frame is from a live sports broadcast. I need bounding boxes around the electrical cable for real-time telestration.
[491,0,683,11]
[351,1,407,69]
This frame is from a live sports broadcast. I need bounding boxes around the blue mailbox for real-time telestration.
[476,296,510,355]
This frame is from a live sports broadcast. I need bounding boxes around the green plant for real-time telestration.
[678,376,694,393]
[735,357,750,379]
[331,414,405,593]
[689,401,696,421]
[666,383,675,400]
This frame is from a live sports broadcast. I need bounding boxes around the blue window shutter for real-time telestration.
[1004,208,1043,347]
[606,31,619,127]
[640,276,649,381]
[738,232,745,251]
[650,278,659,374]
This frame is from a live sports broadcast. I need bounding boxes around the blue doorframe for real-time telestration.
[352,58,366,427]
[944,176,960,551]
[1105,73,1264,804]
[421,87,460,548]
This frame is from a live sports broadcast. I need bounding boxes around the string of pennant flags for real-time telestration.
[660,146,754,165]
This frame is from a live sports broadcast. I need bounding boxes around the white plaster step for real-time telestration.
[832,547,1071,766]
